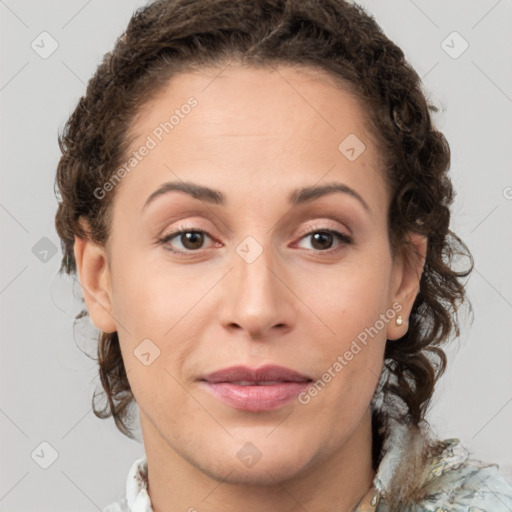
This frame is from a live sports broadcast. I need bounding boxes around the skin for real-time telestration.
[74,62,426,512]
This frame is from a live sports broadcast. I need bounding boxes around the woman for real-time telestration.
[54,0,512,510]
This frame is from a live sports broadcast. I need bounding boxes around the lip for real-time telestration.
[198,364,313,412]
[200,364,312,384]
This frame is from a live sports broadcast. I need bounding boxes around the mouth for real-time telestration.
[198,364,313,412]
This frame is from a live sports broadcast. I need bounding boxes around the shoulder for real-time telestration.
[409,437,512,511]
[103,500,129,512]
[102,456,150,512]
[374,420,512,511]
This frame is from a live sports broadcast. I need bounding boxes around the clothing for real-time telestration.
[103,419,512,511]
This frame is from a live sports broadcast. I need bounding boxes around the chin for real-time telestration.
[185,434,321,487]
[201,453,314,487]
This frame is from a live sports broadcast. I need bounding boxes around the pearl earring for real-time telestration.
[396,315,403,326]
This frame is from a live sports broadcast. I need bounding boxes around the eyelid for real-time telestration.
[294,219,351,239]
[157,206,356,252]
[159,225,217,244]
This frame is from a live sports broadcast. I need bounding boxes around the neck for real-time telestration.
[142,408,375,512]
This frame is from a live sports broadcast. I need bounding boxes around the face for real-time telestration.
[76,63,425,485]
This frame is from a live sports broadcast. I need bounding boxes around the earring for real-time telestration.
[395,315,403,326]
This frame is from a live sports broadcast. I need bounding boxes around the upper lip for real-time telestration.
[200,364,312,384]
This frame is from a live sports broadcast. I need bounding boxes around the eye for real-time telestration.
[158,226,353,256]
[294,228,353,252]
[158,227,218,254]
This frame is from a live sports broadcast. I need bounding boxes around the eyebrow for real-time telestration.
[142,180,370,212]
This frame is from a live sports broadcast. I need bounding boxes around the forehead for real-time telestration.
[112,63,388,218]
[129,62,373,146]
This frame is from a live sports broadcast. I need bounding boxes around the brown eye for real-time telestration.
[178,231,205,250]
[159,228,214,254]
[296,229,352,252]
[311,232,335,250]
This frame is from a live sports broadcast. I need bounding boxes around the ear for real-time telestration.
[386,232,427,341]
[73,217,117,333]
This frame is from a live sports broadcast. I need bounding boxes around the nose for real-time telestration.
[218,241,296,339]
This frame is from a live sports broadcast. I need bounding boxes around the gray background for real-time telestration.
[1,0,511,510]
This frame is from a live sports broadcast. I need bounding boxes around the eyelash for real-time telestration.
[158,225,353,256]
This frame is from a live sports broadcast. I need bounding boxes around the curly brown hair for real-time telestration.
[54,0,473,455]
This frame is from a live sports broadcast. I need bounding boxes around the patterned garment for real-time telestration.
[103,419,512,511]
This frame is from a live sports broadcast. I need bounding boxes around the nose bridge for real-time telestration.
[220,233,292,336]
[237,235,276,300]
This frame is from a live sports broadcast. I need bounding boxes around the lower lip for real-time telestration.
[200,381,312,412]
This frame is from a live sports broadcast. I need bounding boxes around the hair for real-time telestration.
[54,0,473,466]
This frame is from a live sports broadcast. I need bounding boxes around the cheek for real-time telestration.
[110,247,211,335]
[305,247,392,336]
[110,252,214,405]
[297,249,391,404]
